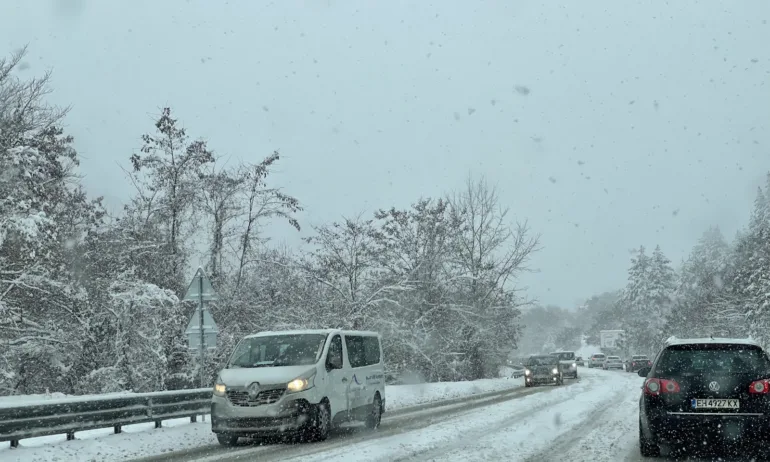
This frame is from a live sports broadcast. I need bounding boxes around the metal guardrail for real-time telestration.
[0,388,213,448]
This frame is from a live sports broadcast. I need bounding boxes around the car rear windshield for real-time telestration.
[655,344,770,375]
[526,356,557,366]
[551,352,575,360]
[632,356,648,360]
[592,354,605,358]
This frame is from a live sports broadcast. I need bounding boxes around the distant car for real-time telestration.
[603,356,624,370]
[509,364,525,378]
[626,354,652,373]
[639,337,770,457]
[588,353,606,368]
[550,351,578,379]
[524,355,563,387]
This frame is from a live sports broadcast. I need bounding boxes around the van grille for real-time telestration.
[226,388,285,407]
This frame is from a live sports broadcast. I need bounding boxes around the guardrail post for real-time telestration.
[114,425,122,434]
[154,420,162,429]
[66,431,75,440]
[190,415,197,423]
[10,440,19,448]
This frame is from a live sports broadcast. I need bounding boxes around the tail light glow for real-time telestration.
[749,379,770,394]
[644,378,680,395]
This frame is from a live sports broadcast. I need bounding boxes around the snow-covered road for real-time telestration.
[13,368,761,461]
[143,368,649,462]
[279,367,642,462]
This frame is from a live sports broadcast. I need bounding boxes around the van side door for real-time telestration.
[363,335,385,410]
[343,334,367,412]
[324,334,349,418]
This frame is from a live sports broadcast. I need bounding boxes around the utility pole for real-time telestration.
[183,267,219,424]
[199,272,205,389]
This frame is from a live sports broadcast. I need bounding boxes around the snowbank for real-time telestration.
[0,376,523,461]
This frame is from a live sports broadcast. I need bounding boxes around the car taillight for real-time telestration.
[644,378,680,395]
[749,379,770,394]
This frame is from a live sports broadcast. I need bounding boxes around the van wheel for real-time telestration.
[366,394,382,429]
[309,402,331,442]
[216,434,239,446]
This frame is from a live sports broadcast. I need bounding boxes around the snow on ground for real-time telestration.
[0,375,523,462]
[282,368,641,462]
[0,390,135,408]
[553,373,643,461]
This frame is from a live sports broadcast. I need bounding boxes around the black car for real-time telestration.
[638,337,770,457]
[627,354,652,373]
[524,355,563,387]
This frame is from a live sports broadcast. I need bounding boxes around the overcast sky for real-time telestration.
[2,0,769,307]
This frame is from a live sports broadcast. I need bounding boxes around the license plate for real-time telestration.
[691,398,740,409]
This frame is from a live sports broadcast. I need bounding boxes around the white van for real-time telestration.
[211,329,385,445]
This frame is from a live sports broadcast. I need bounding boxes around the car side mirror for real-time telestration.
[638,366,651,377]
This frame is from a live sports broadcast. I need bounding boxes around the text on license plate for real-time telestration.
[691,398,740,409]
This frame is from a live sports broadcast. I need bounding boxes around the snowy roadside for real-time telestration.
[544,373,643,462]
[280,368,637,462]
[0,374,523,462]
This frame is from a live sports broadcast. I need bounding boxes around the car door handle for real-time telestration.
[342,377,348,383]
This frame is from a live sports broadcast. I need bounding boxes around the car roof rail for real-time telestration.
[664,335,677,344]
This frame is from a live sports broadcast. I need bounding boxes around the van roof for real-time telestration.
[243,329,380,339]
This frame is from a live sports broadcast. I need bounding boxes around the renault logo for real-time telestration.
[247,382,261,397]
[708,381,720,391]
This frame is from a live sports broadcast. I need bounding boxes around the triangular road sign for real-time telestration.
[185,308,219,333]
[183,267,219,301]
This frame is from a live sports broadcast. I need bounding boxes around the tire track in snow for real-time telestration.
[376,372,636,462]
[278,375,598,462]
[522,375,639,462]
[155,381,558,462]
[390,375,616,462]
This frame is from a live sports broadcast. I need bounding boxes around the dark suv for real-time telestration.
[524,355,563,387]
[638,338,770,457]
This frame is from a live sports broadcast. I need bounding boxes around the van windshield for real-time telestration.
[228,334,328,368]
[526,356,557,366]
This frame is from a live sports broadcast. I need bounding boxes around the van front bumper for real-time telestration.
[211,395,316,435]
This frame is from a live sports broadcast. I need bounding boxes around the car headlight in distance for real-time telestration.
[214,381,226,397]
[287,373,316,393]
[552,368,559,375]
[572,362,577,368]
[524,369,531,376]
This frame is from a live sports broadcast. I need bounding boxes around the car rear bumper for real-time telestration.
[644,411,770,444]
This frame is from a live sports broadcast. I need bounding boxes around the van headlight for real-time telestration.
[572,363,576,368]
[214,379,227,397]
[287,372,316,393]
[524,369,531,376]
[552,368,559,375]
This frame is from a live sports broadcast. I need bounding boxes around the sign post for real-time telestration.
[183,267,219,422]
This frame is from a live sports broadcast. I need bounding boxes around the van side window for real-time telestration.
[345,336,366,368]
[327,335,343,369]
[363,336,381,365]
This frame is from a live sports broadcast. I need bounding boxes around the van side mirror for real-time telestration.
[638,366,651,377]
